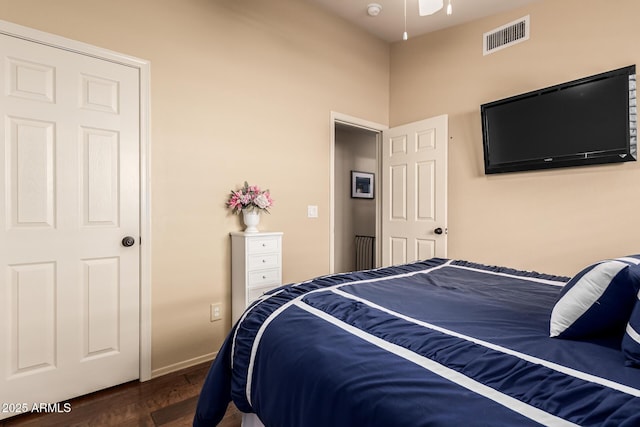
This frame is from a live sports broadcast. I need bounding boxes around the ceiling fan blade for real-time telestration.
[418,0,444,16]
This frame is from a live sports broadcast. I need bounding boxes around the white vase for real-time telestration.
[242,209,260,233]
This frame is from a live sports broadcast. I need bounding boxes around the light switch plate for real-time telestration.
[307,205,318,218]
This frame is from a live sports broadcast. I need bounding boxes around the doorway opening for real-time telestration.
[330,112,386,274]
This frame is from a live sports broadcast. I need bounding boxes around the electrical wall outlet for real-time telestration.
[210,303,222,322]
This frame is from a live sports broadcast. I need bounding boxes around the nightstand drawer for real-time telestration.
[231,231,283,324]
[247,237,280,254]
[247,284,280,304]
[248,253,280,271]
[248,268,281,287]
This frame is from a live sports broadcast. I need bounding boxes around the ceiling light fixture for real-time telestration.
[418,0,444,16]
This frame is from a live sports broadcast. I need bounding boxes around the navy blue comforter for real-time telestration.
[194,258,640,426]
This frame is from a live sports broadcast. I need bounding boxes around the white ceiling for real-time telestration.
[308,0,540,42]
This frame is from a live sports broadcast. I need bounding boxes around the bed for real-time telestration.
[194,257,640,426]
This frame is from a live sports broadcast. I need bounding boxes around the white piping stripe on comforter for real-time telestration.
[626,323,640,345]
[230,288,287,369]
[448,263,567,286]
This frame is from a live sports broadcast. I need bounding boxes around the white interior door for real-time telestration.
[382,115,448,266]
[0,32,140,418]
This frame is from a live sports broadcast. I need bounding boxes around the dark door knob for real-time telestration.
[122,236,135,247]
[434,227,443,235]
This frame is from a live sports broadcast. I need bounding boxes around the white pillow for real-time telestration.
[550,257,640,339]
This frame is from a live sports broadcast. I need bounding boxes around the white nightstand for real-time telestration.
[230,231,283,324]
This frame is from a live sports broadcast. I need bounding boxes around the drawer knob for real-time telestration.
[262,243,266,247]
[262,259,266,263]
[262,275,267,279]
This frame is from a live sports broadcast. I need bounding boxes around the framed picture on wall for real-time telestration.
[351,171,374,199]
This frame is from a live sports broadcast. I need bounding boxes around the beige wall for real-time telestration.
[0,0,389,373]
[390,0,640,277]
[3,0,639,376]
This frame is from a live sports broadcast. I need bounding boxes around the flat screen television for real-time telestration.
[481,65,637,174]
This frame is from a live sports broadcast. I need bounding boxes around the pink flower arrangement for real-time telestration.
[227,181,273,214]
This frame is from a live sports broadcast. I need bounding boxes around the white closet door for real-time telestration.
[0,32,140,418]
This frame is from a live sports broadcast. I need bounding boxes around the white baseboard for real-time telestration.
[150,351,217,379]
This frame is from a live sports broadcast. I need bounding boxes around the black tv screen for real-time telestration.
[481,65,637,174]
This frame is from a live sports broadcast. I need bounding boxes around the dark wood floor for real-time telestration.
[0,362,241,427]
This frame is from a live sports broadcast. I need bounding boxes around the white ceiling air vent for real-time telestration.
[483,15,530,56]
